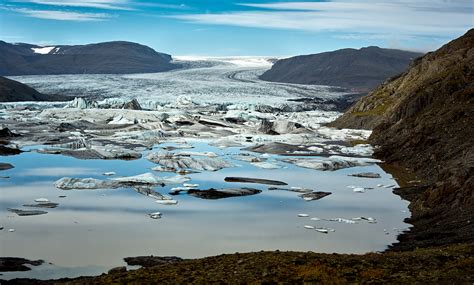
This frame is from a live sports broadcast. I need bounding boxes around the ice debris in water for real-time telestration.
[34,198,49,203]
[327,218,358,224]
[148,212,162,219]
[353,187,365,193]
[156,200,178,205]
[146,152,233,171]
[103,172,116,176]
[304,225,315,229]
[55,173,190,190]
[281,156,380,171]
[297,213,309,217]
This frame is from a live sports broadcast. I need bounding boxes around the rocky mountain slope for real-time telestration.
[0,76,65,102]
[0,41,179,75]
[332,29,474,249]
[260,47,422,91]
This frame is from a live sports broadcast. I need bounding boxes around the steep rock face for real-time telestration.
[0,41,179,75]
[332,29,474,250]
[0,76,65,102]
[260,46,422,91]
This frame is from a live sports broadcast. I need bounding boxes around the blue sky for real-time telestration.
[0,0,472,56]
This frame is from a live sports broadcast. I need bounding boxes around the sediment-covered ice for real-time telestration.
[146,152,233,171]
[281,156,380,171]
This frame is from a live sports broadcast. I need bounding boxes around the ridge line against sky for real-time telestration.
[1,0,473,56]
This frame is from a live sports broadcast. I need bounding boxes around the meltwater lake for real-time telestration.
[0,58,410,280]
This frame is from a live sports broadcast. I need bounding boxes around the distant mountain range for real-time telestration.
[0,76,65,102]
[260,46,423,91]
[0,41,179,75]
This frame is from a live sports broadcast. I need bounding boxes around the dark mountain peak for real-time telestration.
[260,46,423,91]
[0,40,178,75]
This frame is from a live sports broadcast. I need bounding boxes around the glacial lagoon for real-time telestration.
[0,58,410,279]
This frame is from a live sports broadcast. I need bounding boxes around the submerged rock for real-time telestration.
[188,188,262,199]
[224,177,288,186]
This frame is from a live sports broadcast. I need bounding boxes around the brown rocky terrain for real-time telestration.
[332,29,474,250]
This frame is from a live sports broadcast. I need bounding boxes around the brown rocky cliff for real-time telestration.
[332,29,474,250]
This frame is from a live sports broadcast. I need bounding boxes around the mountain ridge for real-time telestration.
[260,46,423,91]
[0,40,179,76]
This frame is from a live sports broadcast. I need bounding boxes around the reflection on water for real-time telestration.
[0,142,410,280]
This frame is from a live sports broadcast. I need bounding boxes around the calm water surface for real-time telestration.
[0,142,410,279]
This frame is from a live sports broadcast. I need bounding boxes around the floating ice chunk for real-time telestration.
[232,154,265,163]
[112,173,164,184]
[353,217,377,223]
[65,97,98,109]
[103,172,116,176]
[183,183,199,188]
[175,95,194,106]
[148,212,162,219]
[310,217,321,221]
[8,208,48,216]
[108,114,136,125]
[353,187,365,193]
[304,225,315,229]
[281,156,380,171]
[156,200,178,205]
[299,191,331,201]
[250,161,281,169]
[55,177,110,190]
[55,173,189,190]
[175,151,218,157]
[34,198,49,203]
[147,152,233,172]
[297,213,309,217]
[315,228,329,234]
[327,218,357,224]
[9,229,15,232]
[377,184,384,187]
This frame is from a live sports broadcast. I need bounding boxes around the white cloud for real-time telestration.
[11,0,132,10]
[170,1,473,38]
[10,7,111,21]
